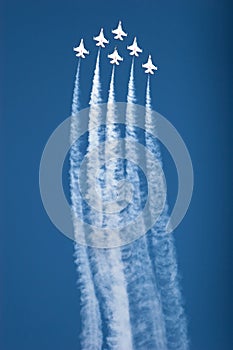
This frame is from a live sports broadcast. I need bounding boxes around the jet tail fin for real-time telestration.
[145,68,154,74]
[76,52,84,58]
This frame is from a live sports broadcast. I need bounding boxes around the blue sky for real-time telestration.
[1,0,232,349]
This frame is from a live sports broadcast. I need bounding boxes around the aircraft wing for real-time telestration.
[116,53,123,61]
[127,44,134,51]
[94,35,101,41]
[108,53,115,59]
[142,62,149,68]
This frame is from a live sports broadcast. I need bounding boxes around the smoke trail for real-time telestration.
[84,49,104,230]
[103,65,118,206]
[103,65,125,219]
[121,60,167,349]
[99,66,134,349]
[127,59,136,104]
[70,60,103,350]
[145,76,189,350]
[83,52,133,349]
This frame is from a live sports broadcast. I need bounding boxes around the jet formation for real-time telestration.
[73,21,158,74]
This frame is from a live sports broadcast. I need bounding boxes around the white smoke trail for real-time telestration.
[70,60,103,350]
[84,49,104,230]
[103,65,125,220]
[83,53,133,349]
[121,60,167,349]
[103,65,118,208]
[99,66,134,349]
[145,76,189,350]
[71,53,188,350]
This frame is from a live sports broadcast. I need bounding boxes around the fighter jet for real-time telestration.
[108,48,123,65]
[73,38,89,58]
[112,21,127,40]
[93,28,109,48]
[127,37,142,57]
[142,55,158,74]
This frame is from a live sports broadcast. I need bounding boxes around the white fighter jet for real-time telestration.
[73,39,89,58]
[93,28,109,48]
[142,55,158,74]
[127,37,142,57]
[112,21,127,40]
[108,48,123,65]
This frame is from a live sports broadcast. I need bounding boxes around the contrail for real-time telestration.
[84,49,104,230]
[145,76,189,350]
[71,54,188,350]
[103,65,118,209]
[84,52,133,349]
[99,65,134,349]
[70,59,103,350]
[103,65,125,226]
[121,60,168,349]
